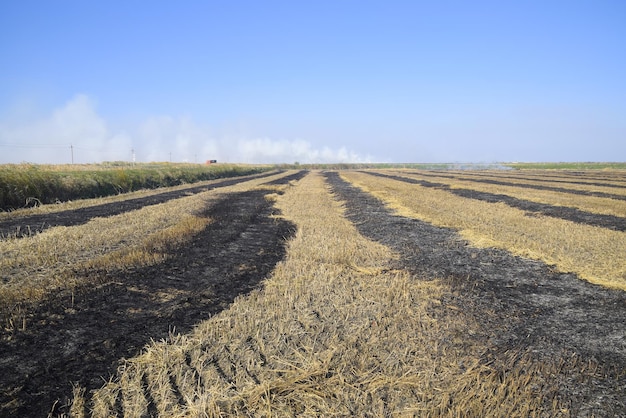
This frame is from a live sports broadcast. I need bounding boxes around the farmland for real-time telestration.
[0,167,625,416]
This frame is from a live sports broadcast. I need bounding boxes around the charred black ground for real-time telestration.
[0,170,281,239]
[366,171,626,231]
[401,170,626,201]
[262,170,308,185]
[1,169,623,417]
[325,171,626,417]
[449,170,626,188]
[0,174,301,417]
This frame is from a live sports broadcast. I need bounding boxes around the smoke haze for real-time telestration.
[0,95,371,165]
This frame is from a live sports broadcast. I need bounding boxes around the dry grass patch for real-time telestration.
[342,171,626,291]
[387,170,626,218]
[0,170,284,222]
[0,186,171,221]
[455,169,626,187]
[0,171,296,329]
[440,170,626,196]
[0,194,212,329]
[65,172,567,417]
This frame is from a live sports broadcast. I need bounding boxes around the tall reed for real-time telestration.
[0,163,270,211]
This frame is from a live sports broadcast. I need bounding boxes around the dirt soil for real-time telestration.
[326,172,626,417]
[0,171,306,417]
[0,171,280,239]
[369,171,626,231]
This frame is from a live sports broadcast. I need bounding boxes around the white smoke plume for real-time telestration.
[0,95,370,165]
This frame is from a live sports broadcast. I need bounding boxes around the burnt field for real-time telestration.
[0,168,625,417]
[326,171,626,416]
[364,171,626,231]
[0,170,279,239]
[0,171,305,416]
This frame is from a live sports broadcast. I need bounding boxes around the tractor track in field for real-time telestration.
[0,170,281,239]
[325,171,626,417]
[366,171,626,232]
[0,171,306,417]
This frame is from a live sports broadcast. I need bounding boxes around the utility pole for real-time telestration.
[169,152,172,162]
[131,148,136,165]
[70,144,74,164]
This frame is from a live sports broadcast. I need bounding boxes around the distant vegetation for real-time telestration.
[276,162,515,170]
[278,162,626,170]
[3,161,623,211]
[0,163,271,211]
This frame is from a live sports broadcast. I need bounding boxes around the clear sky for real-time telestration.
[1,1,625,164]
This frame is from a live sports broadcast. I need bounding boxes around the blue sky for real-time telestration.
[1,1,625,164]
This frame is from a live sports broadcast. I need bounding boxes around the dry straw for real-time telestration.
[65,171,566,417]
[0,169,282,221]
[0,171,294,328]
[342,171,626,291]
[447,169,626,188]
[388,169,626,218]
[443,169,626,195]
